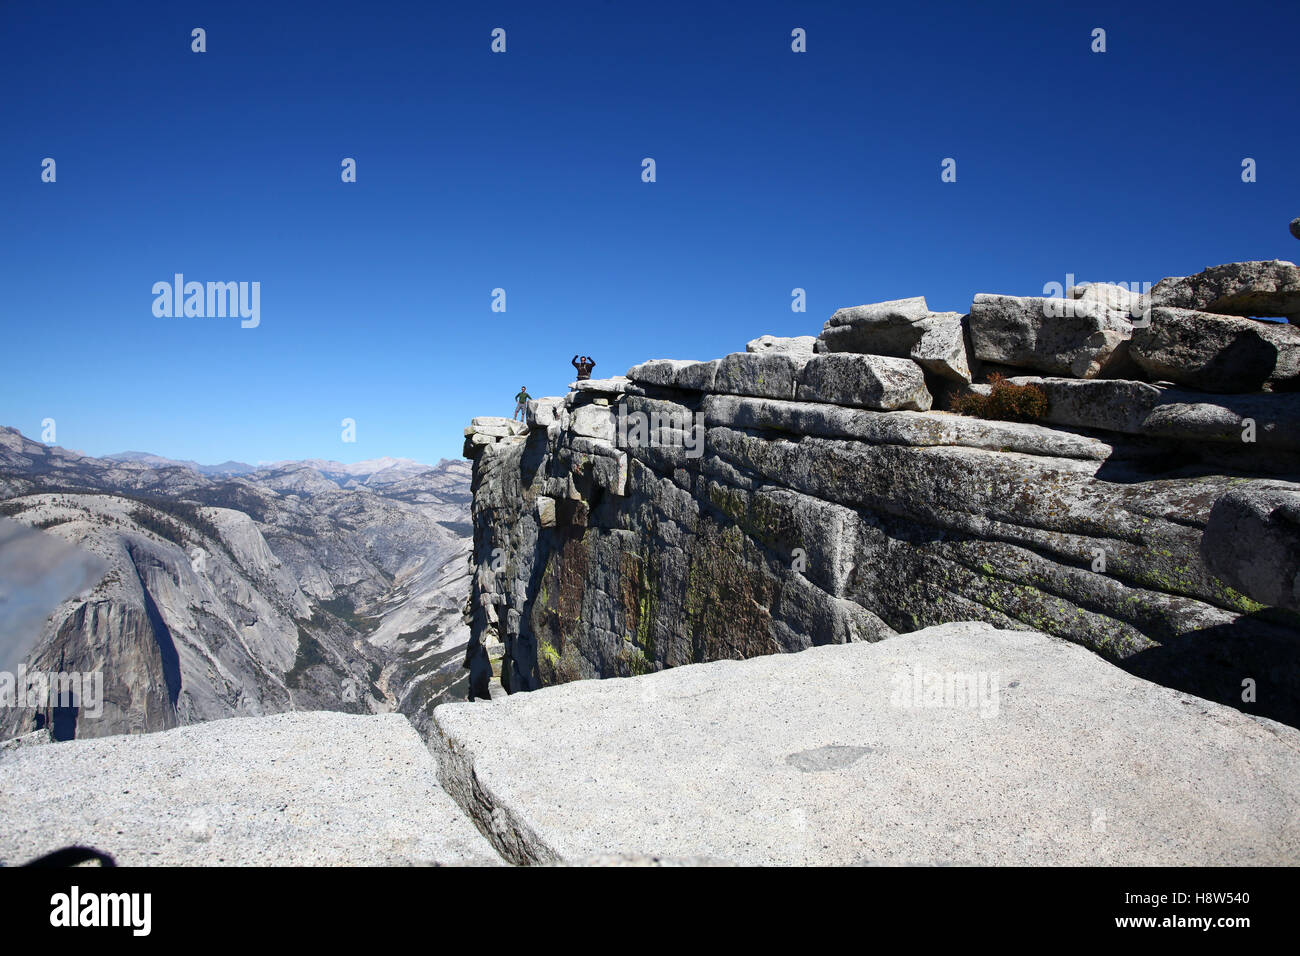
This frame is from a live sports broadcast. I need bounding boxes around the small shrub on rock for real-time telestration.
[950,374,1048,422]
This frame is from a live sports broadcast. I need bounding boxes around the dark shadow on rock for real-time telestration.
[51,701,78,742]
[1202,332,1278,392]
[1091,433,1300,483]
[519,428,550,485]
[1118,612,1300,729]
[127,545,182,709]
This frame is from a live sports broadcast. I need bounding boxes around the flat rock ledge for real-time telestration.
[0,712,501,866]
[433,622,1300,866]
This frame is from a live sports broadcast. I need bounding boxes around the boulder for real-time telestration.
[823,296,929,330]
[746,334,818,356]
[592,452,629,496]
[570,376,630,395]
[536,496,557,528]
[675,359,720,391]
[1201,483,1300,612]
[626,359,718,392]
[1131,307,1300,392]
[909,312,973,382]
[1069,330,1139,379]
[1291,219,1300,242]
[470,416,525,433]
[969,293,1133,377]
[1066,282,1146,312]
[795,354,932,411]
[1150,261,1300,323]
[566,378,630,411]
[526,397,564,428]
[569,405,616,442]
[1002,377,1162,434]
[465,417,528,452]
[816,298,972,383]
[432,622,1300,865]
[714,351,811,400]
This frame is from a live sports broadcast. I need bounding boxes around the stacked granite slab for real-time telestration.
[462,416,528,457]
[461,258,1300,708]
[968,261,1300,391]
[620,263,1300,456]
[629,349,932,411]
[954,262,1300,462]
[815,296,971,384]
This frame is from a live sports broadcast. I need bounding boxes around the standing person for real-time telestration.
[513,385,532,421]
[572,355,596,380]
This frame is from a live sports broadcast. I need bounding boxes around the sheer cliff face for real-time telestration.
[0,428,474,741]
[463,267,1300,727]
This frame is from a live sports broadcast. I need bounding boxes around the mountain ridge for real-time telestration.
[0,424,476,744]
[99,444,462,486]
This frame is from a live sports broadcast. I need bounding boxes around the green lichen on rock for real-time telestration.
[683,516,779,663]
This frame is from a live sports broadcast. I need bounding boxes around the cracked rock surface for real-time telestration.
[433,622,1300,866]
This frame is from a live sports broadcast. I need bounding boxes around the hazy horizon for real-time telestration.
[2,424,467,472]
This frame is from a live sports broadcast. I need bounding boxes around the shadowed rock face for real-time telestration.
[1131,307,1300,392]
[464,264,1300,728]
[1201,483,1300,613]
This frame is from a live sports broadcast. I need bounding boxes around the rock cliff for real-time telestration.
[462,261,1300,727]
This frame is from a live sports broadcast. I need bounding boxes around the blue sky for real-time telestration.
[2,0,1297,465]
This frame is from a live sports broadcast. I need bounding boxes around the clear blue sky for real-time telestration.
[3,0,1297,464]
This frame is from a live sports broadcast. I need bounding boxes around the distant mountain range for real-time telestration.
[102,450,454,487]
[101,451,259,476]
[0,425,475,744]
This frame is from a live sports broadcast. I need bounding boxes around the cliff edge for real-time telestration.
[462,262,1300,726]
